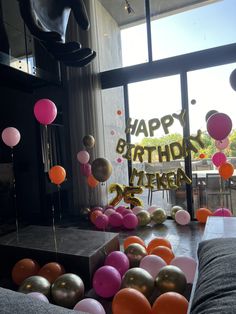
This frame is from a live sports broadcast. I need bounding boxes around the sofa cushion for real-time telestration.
[190,237,236,314]
[0,287,87,314]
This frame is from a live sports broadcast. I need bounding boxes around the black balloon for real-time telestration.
[91,158,112,182]
[205,110,218,122]
[230,68,236,91]
[83,135,95,149]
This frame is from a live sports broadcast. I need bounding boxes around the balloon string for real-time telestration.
[11,149,19,243]
[51,204,58,261]
[57,185,62,221]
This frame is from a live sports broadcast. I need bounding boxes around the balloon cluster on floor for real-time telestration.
[92,235,196,314]
[87,205,170,230]
[11,258,106,313]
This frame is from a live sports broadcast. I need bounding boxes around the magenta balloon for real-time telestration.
[94,214,109,230]
[213,207,233,217]
[175,210,191,225]
[92,266,121,298]
[207,113,232,140]
[105,251,130,277]
[121,209,133,217]
[104,208,115,216]
[212,152,227,167]
[34,99,57,125]
[140,255,167,279]
[132,206,143,215]
[123,213,138,230]
[80,163,91,177]
[2,127,21,147]
[115,206,127,214]
[77,150,90,164]
[74,298,105,314]
[91,206,103,213]
[215,138,229,150]
[171,256,197,284]
[27,292,49,303]
[109,212,123,227]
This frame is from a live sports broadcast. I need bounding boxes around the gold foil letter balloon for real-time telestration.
[91,158,112,182]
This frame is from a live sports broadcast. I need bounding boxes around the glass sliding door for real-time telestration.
[127,75,188,214]
[188,63,236,215]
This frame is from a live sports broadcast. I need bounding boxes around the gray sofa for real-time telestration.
[0,287,87,314]
[189,238,236,314]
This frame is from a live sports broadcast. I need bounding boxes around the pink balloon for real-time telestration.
[92,266,121,298]
[115,206,127,214]
[27,292,49,303]
[74,298,105,314]
[171,256,197,284]
[132,206,143,215]
[80,163,91,177]
[140,255,167,279]
[104,205,114,210]
[91,206,103,213]
[104,208,115,216]
[207,112,232,140]
[77,150,90,164]
[109,212,123,227]
[147,205,158,214]
[212,152,227,167]
[213,207,232,217]
[34,99,57,125]
[94,214,109,230]
[215,138,229,150]
[105,251,130,277]
[175,210,191,225]
[123,213,138,230]
[2,127,21,147]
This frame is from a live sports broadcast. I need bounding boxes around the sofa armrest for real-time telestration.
[0,287,88,314]
[189,237,236,314]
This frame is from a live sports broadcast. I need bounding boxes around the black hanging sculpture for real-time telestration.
[18,0,96,67]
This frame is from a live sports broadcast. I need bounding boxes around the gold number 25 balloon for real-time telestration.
[109,184,143,207]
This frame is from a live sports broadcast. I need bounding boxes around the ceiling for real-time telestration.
[98,0,220,28]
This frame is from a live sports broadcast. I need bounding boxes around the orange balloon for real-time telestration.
[90,210,103,224]
[219,162,234,180]
[152,292,188,314]
[150,246,175,264]
[87,174,99,188]
[147,237,172,254]
[112,288,152,314]
[124,236,146,250]
[49,165,66,185]
[12,258,40,285]
[196,208,212,224]
[38,262,65,284]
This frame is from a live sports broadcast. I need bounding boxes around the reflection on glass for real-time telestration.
[188,63,236,214]
[151,0,236,60]
[102,87,129,206]
[128,76,187,212]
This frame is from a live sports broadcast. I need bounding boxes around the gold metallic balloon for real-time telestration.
[151,208,167,224]
[136,210,151,226]
[51,273,84,308]
[18,276,50,297]
[91,158,112,182]
[79,207,91,220]
[121,267,154,297]
[155,265,187,294]
[83,135,95,149]
[124,243,147,268]
[171,206,183,220]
